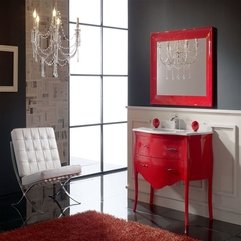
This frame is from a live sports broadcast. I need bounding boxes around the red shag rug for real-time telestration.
[0,211,200,241]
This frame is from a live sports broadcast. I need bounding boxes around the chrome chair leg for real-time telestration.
[51,178,81,205]
[60,180,81,205]
[49,179,81,217]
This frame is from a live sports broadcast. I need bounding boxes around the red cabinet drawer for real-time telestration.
[151,157,182,188]
[151,137,183,159]
[151,156,183,173]
[134,155,151,169]
[134,155,151,176]
[135,135,151,156]
[135,132,186,160]
[135,155,183,188]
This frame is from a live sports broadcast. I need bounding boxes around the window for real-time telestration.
[69,0,128,175]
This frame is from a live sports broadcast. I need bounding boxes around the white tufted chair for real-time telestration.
[10,127,81,213]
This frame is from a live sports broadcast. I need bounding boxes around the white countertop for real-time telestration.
[132,127,213,136]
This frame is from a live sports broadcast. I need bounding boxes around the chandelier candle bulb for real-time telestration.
[33,9,37,18]
[33,9,39,29]
[53,8,56,17]
[33,9,37,26]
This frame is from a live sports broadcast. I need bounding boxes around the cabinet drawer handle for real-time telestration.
[167,168,177,174]
[166,147,177,152]
[141,163,148,167]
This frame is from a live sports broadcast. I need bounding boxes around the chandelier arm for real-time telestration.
[59,45,78,56]
[35,45,55,59]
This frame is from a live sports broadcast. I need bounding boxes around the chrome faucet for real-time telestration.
[170,114,180,129]
[170,114,178,121]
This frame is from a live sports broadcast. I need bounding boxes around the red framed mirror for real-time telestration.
[150,27,213,107]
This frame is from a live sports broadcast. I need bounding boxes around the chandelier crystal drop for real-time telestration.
[31,8,80,78]
[158,39,198,80]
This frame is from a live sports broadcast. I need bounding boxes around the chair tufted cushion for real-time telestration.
[11,128,81,184]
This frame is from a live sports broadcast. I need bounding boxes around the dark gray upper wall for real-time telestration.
[128,0,241,109]
[0,0,26,196]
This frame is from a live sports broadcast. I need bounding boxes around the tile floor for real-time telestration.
[1,170,241,241]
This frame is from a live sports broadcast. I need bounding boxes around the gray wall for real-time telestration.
[0,0,26,196]
[128,0,241,109]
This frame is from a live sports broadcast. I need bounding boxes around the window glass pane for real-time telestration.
[70,126,101,175]
[103,123,127,171]
[103,28,128,75]
[69,0,101,25]
[70,24,101,75]
[103,0,128,28]
[103,77,127,123]
[69,0,128,175]
[70,76,101,126]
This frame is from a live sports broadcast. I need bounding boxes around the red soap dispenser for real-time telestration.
[152,118,160,128]
[191,121,199,132]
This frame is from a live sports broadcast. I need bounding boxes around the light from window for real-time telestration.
[103,28,128,75]
[69,0,101,25]
[70,76,101,126]
[103,77,127,123]
[103,0,128,28]
[103,123,127,171]
[70,24,101,75]
[70,126,101,172]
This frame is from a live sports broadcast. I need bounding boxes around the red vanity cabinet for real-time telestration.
[132,128,213,233]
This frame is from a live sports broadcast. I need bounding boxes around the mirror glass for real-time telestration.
[150,27,213,107]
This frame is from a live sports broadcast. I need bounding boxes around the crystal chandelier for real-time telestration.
[31,7,80,78]
[158,39,198,80]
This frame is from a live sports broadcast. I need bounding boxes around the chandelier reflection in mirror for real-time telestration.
[157,39,198,80]
[31,8,80,78]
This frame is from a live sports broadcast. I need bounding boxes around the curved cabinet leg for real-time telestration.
[184,179,189,234]
[133,171,138,212]
[208,177,213,220]
[150,186,154,211]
